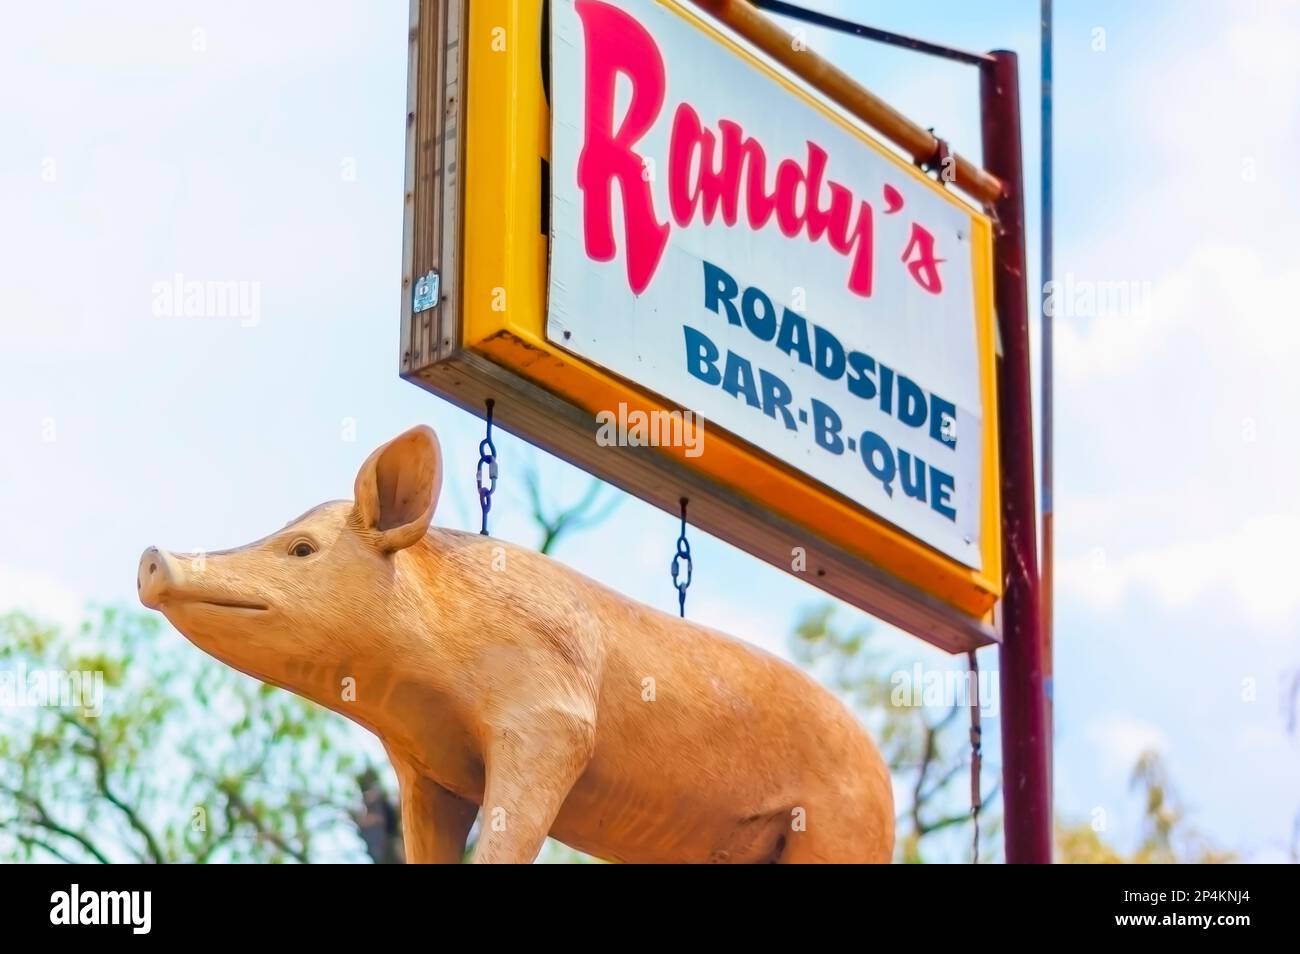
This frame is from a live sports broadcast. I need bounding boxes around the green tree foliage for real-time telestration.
[1055,750,1234,864]
[0,608,385,863]
[521,456,622,557]
[788,605,1234,864]
[789,604,998,863]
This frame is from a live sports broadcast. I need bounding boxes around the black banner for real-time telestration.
[0,863,1282,940]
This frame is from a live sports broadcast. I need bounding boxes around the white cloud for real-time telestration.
[1051,2,1300,632]
[0,564,85,630]
[1055,297,1169,385]
[1056,0,1300,380]
[1086,716,1168,776]
[1057,242,1300,385]
[1055,240,1300,626]
[1059,513,1300,631]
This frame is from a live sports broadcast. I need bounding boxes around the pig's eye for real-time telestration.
[289,540,317,558]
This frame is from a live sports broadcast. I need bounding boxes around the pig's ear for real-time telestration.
[353,425,442,552]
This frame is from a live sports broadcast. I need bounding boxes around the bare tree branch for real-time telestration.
[916,782,1001,837]
[221,785,311,863]
[0,786,113,864]
[523,462,621,556]
[12,829,78,864]
[60,712,166,863]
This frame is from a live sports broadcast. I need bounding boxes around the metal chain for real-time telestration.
[476,399,498,536]
[968,648,983,864]
[670,498,692,617]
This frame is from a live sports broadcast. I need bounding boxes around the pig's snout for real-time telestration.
[137,546,178,609]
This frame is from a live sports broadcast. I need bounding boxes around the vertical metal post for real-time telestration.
[1040,0,1055,811]
[980,51,1052,863]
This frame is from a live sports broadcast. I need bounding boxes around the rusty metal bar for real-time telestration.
[688,0,1005,206]
[752,0,996,67]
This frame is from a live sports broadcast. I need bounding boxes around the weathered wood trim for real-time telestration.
[406,348,997,653]
[402,0,467,374]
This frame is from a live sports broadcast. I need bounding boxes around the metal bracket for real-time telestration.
[918,130,952,186]
[413,270,440,314]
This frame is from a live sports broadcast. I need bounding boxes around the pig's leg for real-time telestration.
[471,714,595,864]
[393,759,479,864]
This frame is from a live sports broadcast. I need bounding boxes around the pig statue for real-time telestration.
[138,425,894,863]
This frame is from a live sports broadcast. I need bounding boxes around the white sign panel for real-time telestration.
[547,0,988,568]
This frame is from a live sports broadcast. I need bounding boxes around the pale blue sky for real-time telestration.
[1,0,1297,861]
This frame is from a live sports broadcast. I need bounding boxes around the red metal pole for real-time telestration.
[1040,0,1055,813]
[980,50,1052,863]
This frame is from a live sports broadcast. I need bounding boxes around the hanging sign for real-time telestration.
[400,0,1002,651]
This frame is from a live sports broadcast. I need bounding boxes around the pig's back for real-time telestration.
[561,567,887,861]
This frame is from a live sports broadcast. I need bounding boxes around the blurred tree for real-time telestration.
[0,608,386,863]
[791,604,1242,864]
[355,766,405,864]
[1054,822,1127,864]
[1055,750,1234,864]
[521,456,622,556]
[788,604,998,863]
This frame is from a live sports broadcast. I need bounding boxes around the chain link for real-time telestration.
[476,399,498,536]
[967,648,983,864]
[670,498,692,617]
